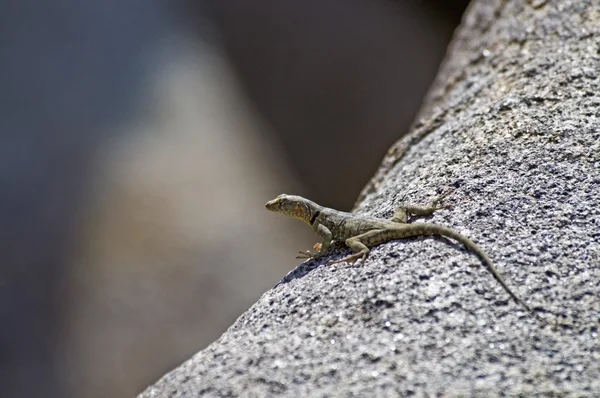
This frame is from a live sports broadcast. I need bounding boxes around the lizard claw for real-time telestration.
[296,250,313,259]
[430,188,454,209]
[296,243,324,259]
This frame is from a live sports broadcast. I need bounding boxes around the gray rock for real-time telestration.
[140,0,600,396]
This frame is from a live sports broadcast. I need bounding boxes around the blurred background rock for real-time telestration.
[0,1,468,397]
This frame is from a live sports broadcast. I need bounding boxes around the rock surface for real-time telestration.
[140,1,600,396]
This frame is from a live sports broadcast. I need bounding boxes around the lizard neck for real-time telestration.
[299,199,323,226]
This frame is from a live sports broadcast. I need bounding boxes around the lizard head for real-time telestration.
[265,194,318,224]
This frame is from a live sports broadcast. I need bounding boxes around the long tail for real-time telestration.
[400,223,545,323]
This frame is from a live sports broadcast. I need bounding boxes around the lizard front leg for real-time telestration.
[315,223,333,253]
[297,223,333,259]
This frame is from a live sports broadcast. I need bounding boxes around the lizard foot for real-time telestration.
[296,243,324,259]
[328,252,367,266]
[429,188,455,209]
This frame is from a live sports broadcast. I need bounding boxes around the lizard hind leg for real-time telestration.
[391,192,453,223]
[327,235,372,265]
[392,204,444,223]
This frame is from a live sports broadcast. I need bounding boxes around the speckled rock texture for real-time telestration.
[139,1,600,396]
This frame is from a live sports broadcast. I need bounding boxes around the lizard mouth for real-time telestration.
[265,199,278,210]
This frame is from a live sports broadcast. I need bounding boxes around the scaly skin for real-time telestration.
[266,193,545,322]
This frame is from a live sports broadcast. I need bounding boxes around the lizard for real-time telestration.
[266,193,545,322]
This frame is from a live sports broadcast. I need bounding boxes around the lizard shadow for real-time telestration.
[273,242,346,288]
